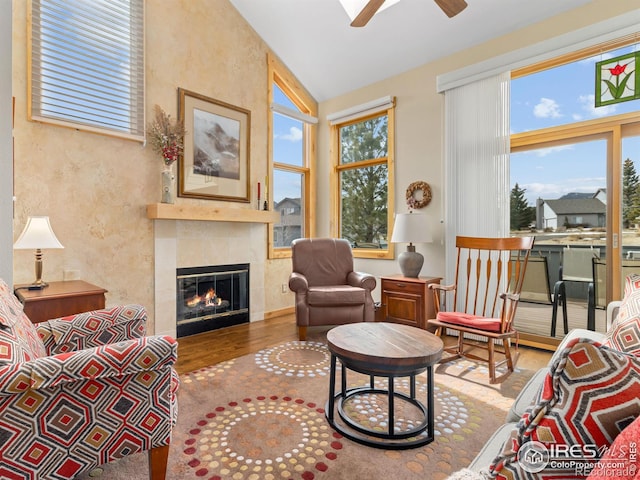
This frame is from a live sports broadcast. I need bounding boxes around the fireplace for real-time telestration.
[176,263,249,337]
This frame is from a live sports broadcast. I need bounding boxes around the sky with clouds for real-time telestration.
[271,85,306,203]
[511,44,640,205]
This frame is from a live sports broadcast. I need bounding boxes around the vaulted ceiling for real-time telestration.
[228,0,592,102]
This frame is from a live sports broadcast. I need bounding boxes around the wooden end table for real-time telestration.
[380,275,441,330]
[14,280,107,324]
[325,322,443,449]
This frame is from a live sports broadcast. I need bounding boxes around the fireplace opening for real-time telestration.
[176,264,249,337]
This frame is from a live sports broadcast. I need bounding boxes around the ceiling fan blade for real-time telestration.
[434,0,468,18]
[351,0,386,27]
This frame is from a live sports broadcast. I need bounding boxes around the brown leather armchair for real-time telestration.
[289,238,377,340]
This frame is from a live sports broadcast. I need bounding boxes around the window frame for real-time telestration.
[28,0,145,141]
[511,34,640,319]
[330,106,395,259]
[267,54,317,259]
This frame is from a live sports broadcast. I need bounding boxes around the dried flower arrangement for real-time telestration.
[406,181,432,210]
[147,105,186,166]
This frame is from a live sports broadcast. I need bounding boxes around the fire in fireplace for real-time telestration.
[185,288,226,308]
[176,263,249,337]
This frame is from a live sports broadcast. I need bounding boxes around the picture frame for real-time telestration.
[178,88,251,202]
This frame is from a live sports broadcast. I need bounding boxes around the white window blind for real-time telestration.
[29,0,145,140]
[443,71,511,287]
[270,103,318,125]
[327,96,394,125]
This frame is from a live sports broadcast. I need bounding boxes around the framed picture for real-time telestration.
[178,88,251,202]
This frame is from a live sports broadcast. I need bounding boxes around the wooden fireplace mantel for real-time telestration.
[146,203,281,223]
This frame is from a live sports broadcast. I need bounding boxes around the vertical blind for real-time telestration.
[443,71,511,287]
[29,0,144,140]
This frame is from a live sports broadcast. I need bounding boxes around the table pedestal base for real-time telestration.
[325,355,435,450]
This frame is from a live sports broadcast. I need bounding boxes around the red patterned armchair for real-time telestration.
[0,279,178,480]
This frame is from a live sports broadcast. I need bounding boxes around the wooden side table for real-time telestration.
[326,322,443,449]
[380,275,441,330]
[14,280,107,324]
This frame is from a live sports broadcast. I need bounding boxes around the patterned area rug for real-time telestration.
[76,332,550,480]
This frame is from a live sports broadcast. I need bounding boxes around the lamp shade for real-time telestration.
[14,216,64,250]
[390,213,432,244]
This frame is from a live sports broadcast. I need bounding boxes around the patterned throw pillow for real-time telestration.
[489,338,640,479]
[623,272,640,298]
[586,415,640,480]
[603,273,640,356]
[0,279,47,363]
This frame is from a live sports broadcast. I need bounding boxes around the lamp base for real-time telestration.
[31,250,49,289]
[398,245,424,278]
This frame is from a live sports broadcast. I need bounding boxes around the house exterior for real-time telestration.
[594,188,607,204]
[274,198,302,247]
[536,193,606,229]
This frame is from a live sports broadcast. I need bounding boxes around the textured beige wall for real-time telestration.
[11,0,293,331]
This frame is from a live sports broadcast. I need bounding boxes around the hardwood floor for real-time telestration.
[174,314,553,376]
[174,314,299,375]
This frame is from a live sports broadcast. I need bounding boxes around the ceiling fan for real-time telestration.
[350,0,468,27]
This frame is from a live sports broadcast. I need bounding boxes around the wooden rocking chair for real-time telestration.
[427,236,534,383]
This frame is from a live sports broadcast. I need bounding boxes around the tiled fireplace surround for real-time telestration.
[152,219,267,338]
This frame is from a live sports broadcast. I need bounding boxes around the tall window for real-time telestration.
[510,37,640,341]
[331,102,395,259]
[29,0,144,140]
[268,54,317,257]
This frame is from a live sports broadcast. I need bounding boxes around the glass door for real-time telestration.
[511,138,609,343]
[619,131,640,311]
[509,38,640,349]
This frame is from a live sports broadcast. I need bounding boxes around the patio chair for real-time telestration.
[511,254,567,337]
[588,257,640,328]
[427,236,534,383]
[556,246,600,333]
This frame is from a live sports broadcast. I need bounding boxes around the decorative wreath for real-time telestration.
[406,181,432,209]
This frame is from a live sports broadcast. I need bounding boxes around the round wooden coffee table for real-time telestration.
[325,322,443,449]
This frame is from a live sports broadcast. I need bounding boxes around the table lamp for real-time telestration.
[14,216,64,289]
[390,212,432,277]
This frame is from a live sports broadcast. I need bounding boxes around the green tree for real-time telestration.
[623,158,640,228]
[510,183,535,231]
[631,186,640,229]
[339,116,388,244]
